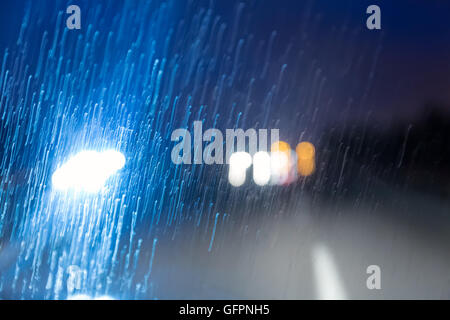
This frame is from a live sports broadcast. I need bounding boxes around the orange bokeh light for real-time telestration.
[296,142,316,176]
[271,141,291,153]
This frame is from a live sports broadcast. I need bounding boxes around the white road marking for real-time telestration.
[312,244,348,300]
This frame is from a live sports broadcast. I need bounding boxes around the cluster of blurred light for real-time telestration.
[52,149,126,193]
[228,141,315,187]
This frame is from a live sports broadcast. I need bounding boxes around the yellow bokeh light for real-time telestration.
[296,142,316,176]
[296,142,315,159]
[271,141,291,154]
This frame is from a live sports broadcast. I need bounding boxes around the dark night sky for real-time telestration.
[1,0,449,127]
[250,0,450,123]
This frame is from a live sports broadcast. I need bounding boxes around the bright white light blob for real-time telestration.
[228,152,252,187]
[270,151,289,185]
[67,294,92,300]
[312,244,347,300]
[52,150,125,193]
[94,295,115,300]
[252,152,271,186]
